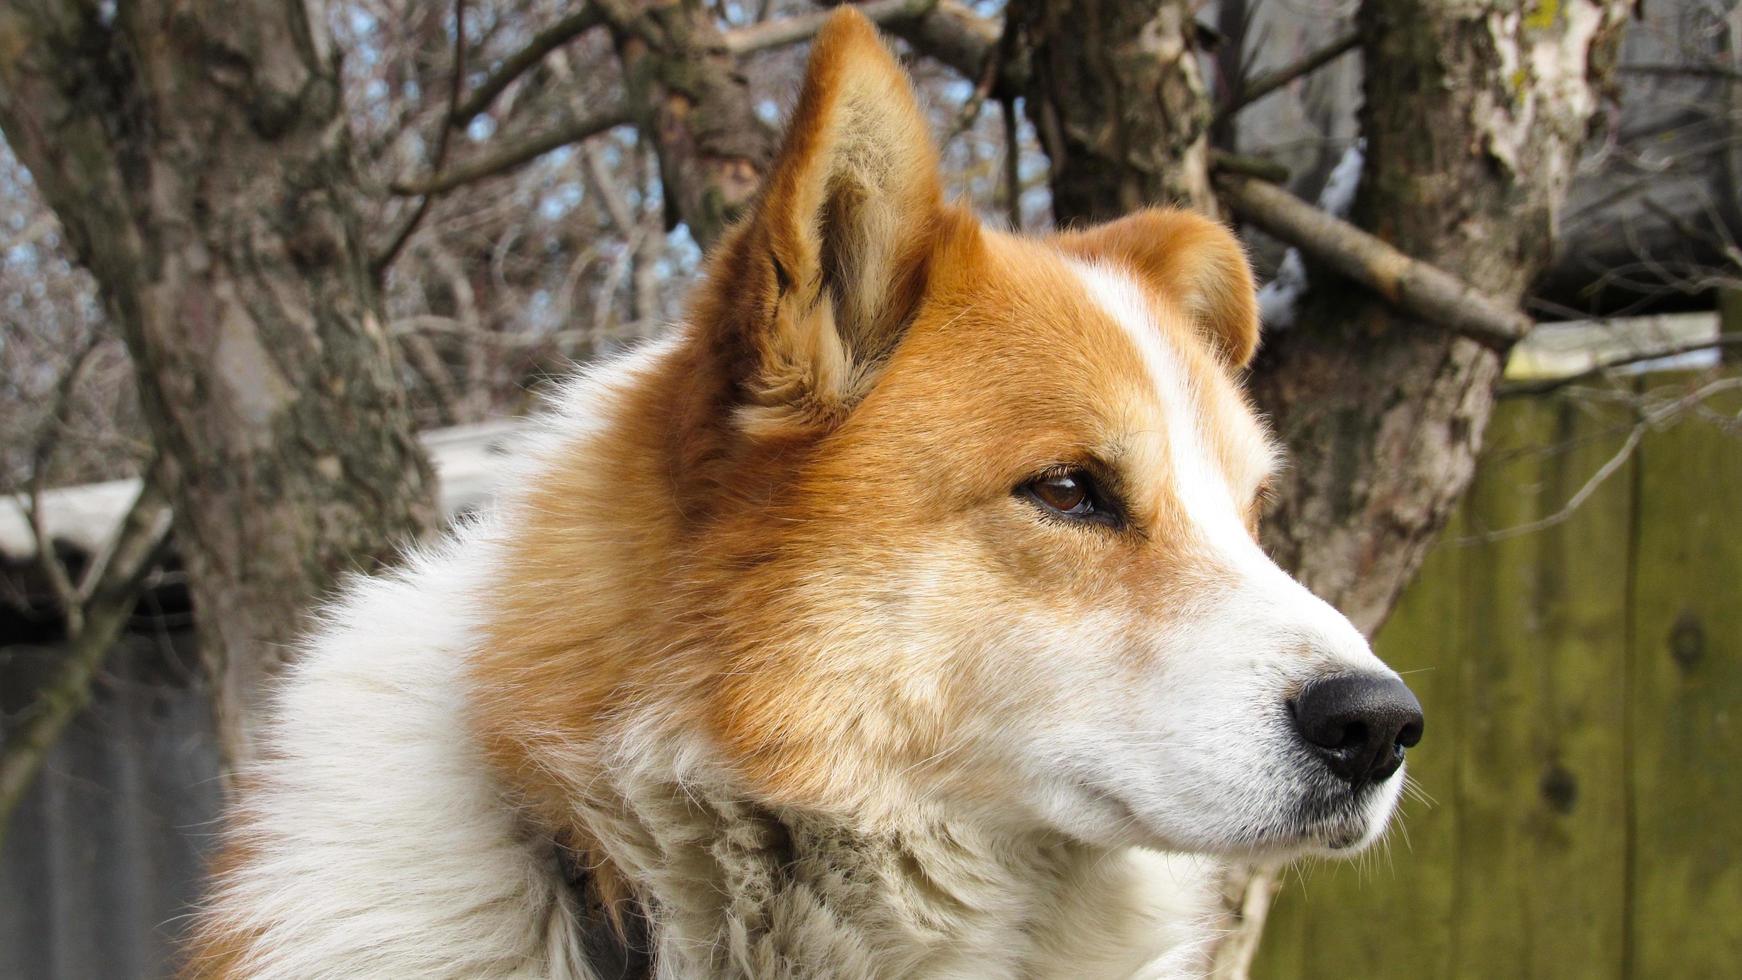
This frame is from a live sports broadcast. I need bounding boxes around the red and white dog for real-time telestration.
[191,11,1421,978]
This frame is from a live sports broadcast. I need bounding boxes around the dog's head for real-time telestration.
[662,10,1422,860]
[488,10,1420,864]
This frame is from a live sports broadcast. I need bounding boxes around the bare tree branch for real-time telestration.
[23,335,103,634]
[1469,376,1742,544]
[1499,333,1742,397]
[1215,171,1535,347]
[1213,30,1360,126]
[599,0,775,249]
[388,104,634,196]
[374,0,473,275]
[724,0,935,55]
[0,473,173,847]
[581,139,639,236]
[1208,148,1290,183]
[1464,423,1642,544]
[452,5,606,126]
[879,0,1005,84]
[1000,97,1021,230]
[941,33,1003,146]
[1620,62,1742,82]
[399,330,462,427]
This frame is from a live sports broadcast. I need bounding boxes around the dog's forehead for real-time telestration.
[899,237,1163,400]
[891,235,1274,490]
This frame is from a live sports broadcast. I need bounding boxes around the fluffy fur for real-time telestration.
[188,11,1413,978]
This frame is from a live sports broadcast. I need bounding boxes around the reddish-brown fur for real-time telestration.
[191,10,1270,974]
[468,8,1265,888]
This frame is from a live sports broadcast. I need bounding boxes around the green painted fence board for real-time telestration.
[1254,377,1736,978]
[1626,382,1742,977]
[1451,397,1631,978]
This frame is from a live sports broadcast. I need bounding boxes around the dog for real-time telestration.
[188,10,1422,978]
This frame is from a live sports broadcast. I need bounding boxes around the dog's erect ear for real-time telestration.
[720,9,941,434]
[1056,210,1261,369]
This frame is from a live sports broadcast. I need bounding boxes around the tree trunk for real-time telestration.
[604,0,779,250]
[0,0,437,765]
[1256,0,1631,647]
[1009,0,1215,220]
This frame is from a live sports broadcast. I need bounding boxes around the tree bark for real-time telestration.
[1009,0,1215,220]
[601,0,779,249]
[1254,0,1630,634]
[0,0,437,765]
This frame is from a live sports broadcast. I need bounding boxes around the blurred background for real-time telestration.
[0,0,1736,976]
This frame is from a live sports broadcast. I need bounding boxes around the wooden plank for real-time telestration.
[1626,378,1742,976]
[1448,396,1631,978]
[1255,390,1636,978]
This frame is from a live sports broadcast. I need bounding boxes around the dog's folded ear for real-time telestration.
[1055,210,1261,369]
[708,8,942,436]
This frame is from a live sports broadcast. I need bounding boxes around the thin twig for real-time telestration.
[1465,424,1643,544]
[0,474,173,847]
[388,104,633,196]
[942,27,1004,147]
[451,5,605,127]
[373,0,471,276]
[723,0,937,55]
[1213,30,1360,126]
[24,335,103,632]
[1469,377,1742,543]
[1637,194,1742,273]
[1000,96,1022,231]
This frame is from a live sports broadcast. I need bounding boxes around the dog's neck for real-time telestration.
[575,781,1074,977]
[561,773,1220,979]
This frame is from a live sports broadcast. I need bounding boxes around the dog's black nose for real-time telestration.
[1290,673,1423,787]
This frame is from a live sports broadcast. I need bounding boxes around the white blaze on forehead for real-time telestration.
[1066,260,1378,668]
[1065,260,1264,551]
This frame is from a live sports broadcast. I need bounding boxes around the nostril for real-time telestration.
[1397,717,1424,750]
[1336,721,1368,751]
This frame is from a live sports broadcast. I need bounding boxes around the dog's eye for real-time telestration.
[1032,473,1090,514]
[1021,469,1119,526]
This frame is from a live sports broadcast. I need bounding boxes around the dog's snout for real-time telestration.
[1289,673,1423,787]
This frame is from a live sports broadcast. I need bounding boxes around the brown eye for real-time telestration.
[1021,468,1122,527]
[1032,473,1090,514]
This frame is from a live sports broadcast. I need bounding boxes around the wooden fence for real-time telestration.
[1255,374,1742,977]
